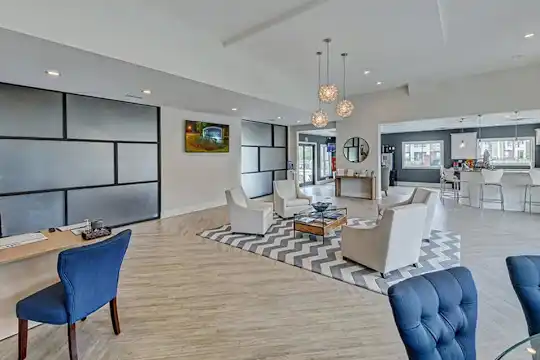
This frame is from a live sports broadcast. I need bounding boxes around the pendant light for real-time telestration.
[459,118,466,148]
[336,53,354,118]
[318,38,339,103]
[311,51,329,128]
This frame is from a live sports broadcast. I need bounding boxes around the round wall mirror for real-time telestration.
[343,137,370,163]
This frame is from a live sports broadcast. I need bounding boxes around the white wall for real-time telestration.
[161,107,241,217]
[337,63,540,198]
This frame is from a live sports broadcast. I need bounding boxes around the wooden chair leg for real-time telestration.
[67,323,78,360]
[110,297,121,335]
[18,319,28,360]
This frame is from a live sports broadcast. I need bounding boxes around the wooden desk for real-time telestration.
[334,175,376,200]
[0,230,109,341]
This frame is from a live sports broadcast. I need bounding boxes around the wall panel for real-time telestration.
[241,121,272,146]
[118,143,158,183]
[68,183,158,227]
[260,147,286,171]
[0,140,114,193]
[0,192,64,236]
[241,172,272,198]
[0,83,62,138]
[67,94,157,142]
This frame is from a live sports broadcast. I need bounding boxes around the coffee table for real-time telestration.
[293,206,348,241]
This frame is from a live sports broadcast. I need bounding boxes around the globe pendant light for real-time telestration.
[336,52,354,118]
[318,38,339,103]
[312,51,329,128]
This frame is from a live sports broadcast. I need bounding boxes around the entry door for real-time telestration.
[298,144,315,187]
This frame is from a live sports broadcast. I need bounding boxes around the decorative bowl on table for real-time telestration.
[312,202,331,212]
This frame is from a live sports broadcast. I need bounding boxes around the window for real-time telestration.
[478,137,534,167]
[402,140,443,169]
[320,144,332,178]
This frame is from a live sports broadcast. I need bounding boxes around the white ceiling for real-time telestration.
[148,0,540,96]
[381,110,540,134]
[0,28,310,125]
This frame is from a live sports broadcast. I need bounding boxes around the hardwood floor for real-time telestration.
[1,185,538,359]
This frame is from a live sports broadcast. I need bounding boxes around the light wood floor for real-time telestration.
[1,185,538,359]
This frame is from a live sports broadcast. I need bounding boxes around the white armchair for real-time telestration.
[273,180,313,218]
[225,187,274,236]
[377,187,438,241]
[341,203,427,277]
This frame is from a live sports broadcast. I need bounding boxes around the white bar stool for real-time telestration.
[440,168,469,204]
[525,169,540,214]
[480,169,504,210]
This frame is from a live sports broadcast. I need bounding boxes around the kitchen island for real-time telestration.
[459,169,538,212]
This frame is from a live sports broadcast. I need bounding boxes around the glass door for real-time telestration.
[320,144,332,180]
[298,144,315,187]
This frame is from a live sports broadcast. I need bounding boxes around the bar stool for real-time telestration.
[440,168,470,204]
[525,169,540,214]
[480,169,504,210]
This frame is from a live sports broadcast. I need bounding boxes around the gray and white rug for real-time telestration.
[199,216,460,295]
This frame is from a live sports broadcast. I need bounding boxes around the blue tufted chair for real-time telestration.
[506,256,540,336]
[388,267,478,360]
[16,229,131,360]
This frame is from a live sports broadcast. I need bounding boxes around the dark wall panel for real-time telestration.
[0,83,62,138]
[67,183,158,227]
[0,192,64,236]
[381,123,540,183]
[67,94,157,142]
[0,139,114,193]
[118,143,158,183]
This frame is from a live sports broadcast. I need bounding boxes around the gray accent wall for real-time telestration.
[0,82,160,236]
[381,124,540,183]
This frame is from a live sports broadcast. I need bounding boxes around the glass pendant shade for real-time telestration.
[311,109,329,128]
[318,84,339,103]
[336,99,354,118]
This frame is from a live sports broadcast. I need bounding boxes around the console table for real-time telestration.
[335,175,376,200]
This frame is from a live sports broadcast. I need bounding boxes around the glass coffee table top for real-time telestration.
[495,333,540,360]
[294,206,347,227]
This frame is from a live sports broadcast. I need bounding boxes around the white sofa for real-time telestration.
[341,203,427,277]
[273,180,313,218]
[225,187,274,236]
[378,187,438,241]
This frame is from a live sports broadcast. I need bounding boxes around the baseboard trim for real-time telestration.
[396,181,439,189]
[161,200,226,219]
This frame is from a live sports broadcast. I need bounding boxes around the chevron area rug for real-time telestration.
[199,217,460,295]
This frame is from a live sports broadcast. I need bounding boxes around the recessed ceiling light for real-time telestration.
[142,89,152,95]
[277,116,282,120]
[46,70,60,77]
[525,33,535,38]
[297,120,301,123]
[364,70,371,75]
[231,108,238,111]
[376,81,383,85]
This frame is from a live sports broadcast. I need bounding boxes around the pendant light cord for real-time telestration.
[342,53,347,99]
[317,51,322,107]
[325,38,331,84]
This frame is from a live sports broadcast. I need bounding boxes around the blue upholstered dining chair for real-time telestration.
[388,267,478,360]
[506,256,540,336]
[16,229,132,360]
